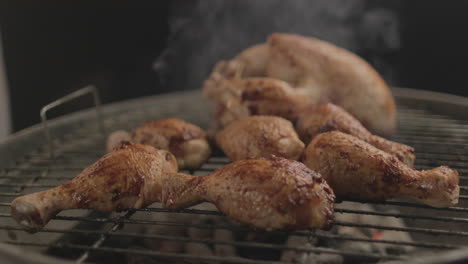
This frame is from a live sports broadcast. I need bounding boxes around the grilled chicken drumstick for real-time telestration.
[296,103,415,166]
[215,116,304,161]
[11,143,178,230]
[303,131,459,208]
[106,118,211,169]
[12,147,335,231]
[162,157,335,231]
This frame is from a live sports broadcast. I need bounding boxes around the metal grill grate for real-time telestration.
[1,88,468,263]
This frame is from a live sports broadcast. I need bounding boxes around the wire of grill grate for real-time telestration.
[1,89,468,263]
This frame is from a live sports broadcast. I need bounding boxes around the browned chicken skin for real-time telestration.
[107,118,211,169]
[11,143,178,230]
[12,150,335,231]
[216,116,305,161]
[203,33,396,136]
[303,131,459,208]
[296,103,415,166]
[162,157,335,231]
[206,76,312,127]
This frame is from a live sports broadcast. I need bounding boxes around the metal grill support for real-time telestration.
[1,88,468,263]
[40,85,104,158]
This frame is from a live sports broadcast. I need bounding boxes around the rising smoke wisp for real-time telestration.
[154,0,400,91]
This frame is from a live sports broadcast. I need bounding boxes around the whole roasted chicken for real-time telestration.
[162,157,335,231]
[215,116,304,161]
[303,131,459,208]
[11,143,178,230]
[203,33,396,136]
[296,103,415,166]
[106,118,211,169]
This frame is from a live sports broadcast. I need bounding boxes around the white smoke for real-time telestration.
[154,0,400,91]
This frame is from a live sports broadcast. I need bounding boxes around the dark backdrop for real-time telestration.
[0,1,170,131]
[1,1,468,132]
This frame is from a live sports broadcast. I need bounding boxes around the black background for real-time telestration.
[1,1,468,132]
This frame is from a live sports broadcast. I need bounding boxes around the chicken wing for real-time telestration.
[11,143,179,230]
[203,33,396,136]
[303,131,459,208]
[215,116,304,161]
[296,103,415,166]
[107,118,211,169]
[162,157,335,231]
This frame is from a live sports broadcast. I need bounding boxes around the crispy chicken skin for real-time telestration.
[11,145,335,231]
[296,103,415,166]
[203,33,396,136]
[206,76,312,127]
[215,116,305,161]
[11,143,178,230]
[107,118,211,169]
[106,130,132,152]
[303,132,459,208]
[162,157,335,231]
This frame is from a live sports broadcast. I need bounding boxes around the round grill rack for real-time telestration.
[0,87,468,263]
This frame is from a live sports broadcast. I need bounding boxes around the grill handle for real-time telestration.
[40,85,104,158]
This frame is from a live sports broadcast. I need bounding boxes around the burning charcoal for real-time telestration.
[187,216,215,239]
[289,251,320,264]
[335,202,414,255]
[346,208,413,254]
[159,240,186,253]
[315,253,344,264]
[239,230,286,260]
[282,246,343,264]
[118,206,187,253]
[213,228,236,257]
[185,242,214,263]
[336,226,374,254]
[334,203,374,254]
[362,210,414,254]
[126,246,186,264]
[281,235,320,263]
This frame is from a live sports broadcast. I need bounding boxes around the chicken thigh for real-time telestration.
[303,131,459,208]
[162,157,335,231]
[107,118,211,169]
[203,33,396,136]
[215,116,304,161]
[11,143,178,230]
[296,103,415,166]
